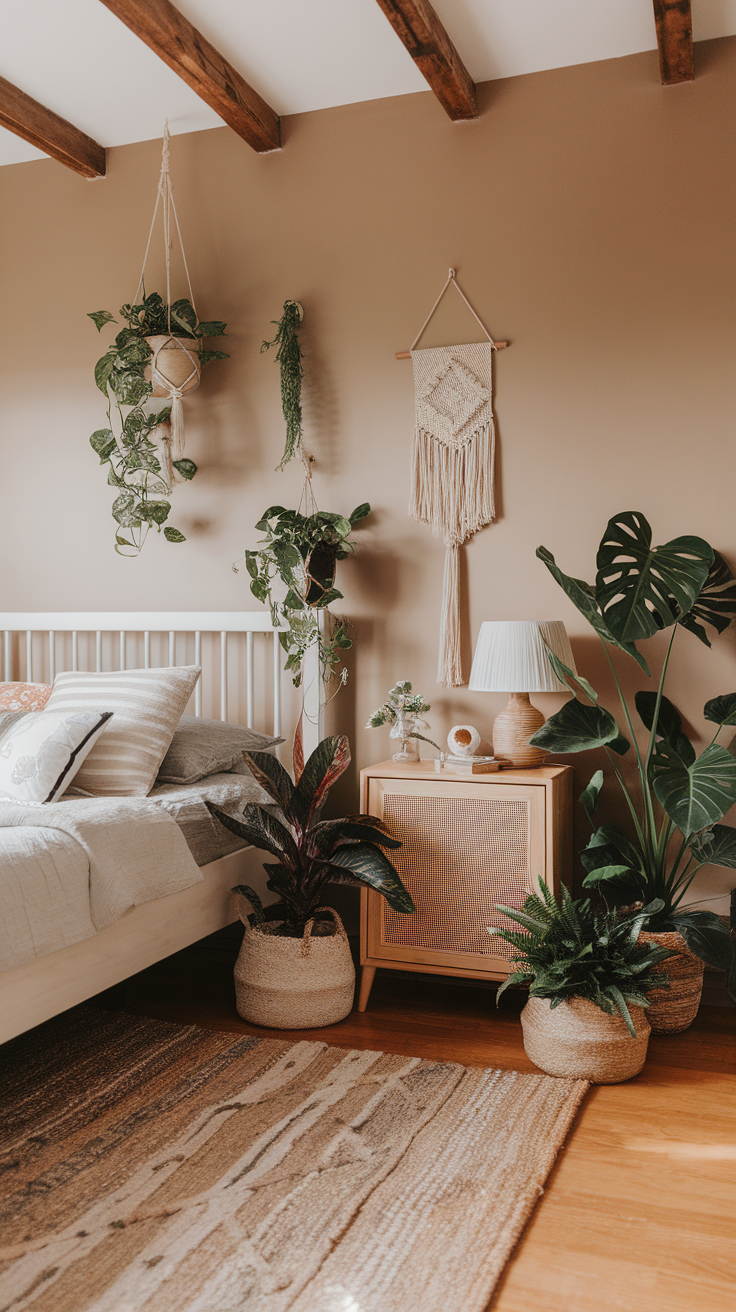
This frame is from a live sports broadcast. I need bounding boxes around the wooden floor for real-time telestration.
[107,929,736,1312]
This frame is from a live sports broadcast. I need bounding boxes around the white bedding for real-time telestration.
[0,770,271,974]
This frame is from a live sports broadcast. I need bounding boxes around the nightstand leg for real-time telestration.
[357,965,376,1013]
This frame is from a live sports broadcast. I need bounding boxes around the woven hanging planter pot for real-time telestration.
[637,930,704,1034]
[234,908,355,1029]
[144,335,201,398]
[521,995,650,1084]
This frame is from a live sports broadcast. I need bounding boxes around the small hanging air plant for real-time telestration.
[261,300,304,471]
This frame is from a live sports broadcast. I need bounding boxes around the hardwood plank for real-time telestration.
[0,77,105,178]
[99,0,280,152]
[115,944,736,1312]
[373,0,477,121]
[652,0,694,85]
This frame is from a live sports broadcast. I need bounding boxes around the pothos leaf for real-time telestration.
[163,526,186,543]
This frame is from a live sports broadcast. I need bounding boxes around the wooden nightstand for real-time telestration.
[358,760,573,1011]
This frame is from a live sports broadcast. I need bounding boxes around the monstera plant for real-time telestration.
[530,511,736,970]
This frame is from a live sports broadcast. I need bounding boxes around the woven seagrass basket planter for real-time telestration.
[144,335,201,398]
[637,930,704,1034]
[234,909,355,1029]
[521,995,651,1084]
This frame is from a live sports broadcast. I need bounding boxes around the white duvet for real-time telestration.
[0,771,271,974]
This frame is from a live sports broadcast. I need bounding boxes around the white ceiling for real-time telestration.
[1,0,735,168]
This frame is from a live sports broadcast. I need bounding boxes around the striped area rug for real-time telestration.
[0,1008,587,1312]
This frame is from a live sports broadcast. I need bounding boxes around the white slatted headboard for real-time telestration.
[0,612,295,738]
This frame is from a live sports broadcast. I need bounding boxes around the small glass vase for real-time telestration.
[389,714,419,763]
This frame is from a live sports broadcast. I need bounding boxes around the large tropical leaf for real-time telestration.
[530,699,629,755]
[307,815,402,859]
[652,743,736,837]
[536,546,649,674]
[231,883,266,925]
[689,823,736,869]
[595,511,712,643]
[327,843,414,912]
[290,735,351,832]
[241,750,295,811]
[679,551,736,646]
[206,801,300,870]
[703,694,736,728]
[670,909,733,970]
[546,651,599,704]
[635,691,695,768]
[579,769,604,823]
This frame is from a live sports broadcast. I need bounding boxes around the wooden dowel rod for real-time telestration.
[395,343,508,359]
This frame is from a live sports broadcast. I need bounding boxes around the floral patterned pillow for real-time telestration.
[0,682,51,713]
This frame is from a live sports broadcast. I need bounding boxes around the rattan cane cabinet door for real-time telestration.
[364,776,548,979]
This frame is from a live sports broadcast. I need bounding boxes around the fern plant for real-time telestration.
[488,882,673,1036]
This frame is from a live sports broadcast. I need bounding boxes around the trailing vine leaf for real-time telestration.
[261,300,303,470]
[88,310,117,332]
[88,296,226,554]
[238,503,370,687]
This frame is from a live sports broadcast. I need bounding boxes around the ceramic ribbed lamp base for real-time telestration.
[492,692,547,768]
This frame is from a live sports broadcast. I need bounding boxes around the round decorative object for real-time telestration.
[234,908,355,1029]
[447,724,481,757]
[144,335,201,398]
[637,930,705,1033]
[520,995,650,1084]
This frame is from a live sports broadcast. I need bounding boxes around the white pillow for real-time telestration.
[45,666,200,797]
[0,710,112,806]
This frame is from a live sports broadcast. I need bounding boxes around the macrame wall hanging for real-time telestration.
[405,269,508,686]
[134,123,202,486]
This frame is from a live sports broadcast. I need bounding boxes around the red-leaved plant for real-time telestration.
[207,733,414,938]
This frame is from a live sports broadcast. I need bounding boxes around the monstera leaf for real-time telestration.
[703,694,736,728]
[530,699,629,756]
[635,691,695,768]
[652,743,736,838]
[689,823,736,869]
[595,512,712,643]
[679,551,736,646]
[536,546,649,674]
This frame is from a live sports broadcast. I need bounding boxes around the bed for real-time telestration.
[0,612,324,1044]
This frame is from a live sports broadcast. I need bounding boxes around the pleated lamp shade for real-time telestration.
[469,621,577,693]
[468,621,576,768]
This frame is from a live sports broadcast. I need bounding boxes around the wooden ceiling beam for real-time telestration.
[652,0,694,85]
[0,77,105,178]
[99,0,280,152]
[374,0,477,121]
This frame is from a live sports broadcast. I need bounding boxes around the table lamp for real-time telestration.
[468,620,576,768]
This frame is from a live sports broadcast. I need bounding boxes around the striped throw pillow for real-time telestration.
[45,666,200,796]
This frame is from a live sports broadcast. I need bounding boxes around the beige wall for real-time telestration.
[1,38,735,908]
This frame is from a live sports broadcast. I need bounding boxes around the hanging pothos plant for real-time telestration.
[261,300,304,471]
[238,504,371,686]
[88,292,228,556]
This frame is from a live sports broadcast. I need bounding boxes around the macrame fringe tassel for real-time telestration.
[160,433,174,490]
[169,389,185,478]
[438,544,462,687]
[410,420,495,543]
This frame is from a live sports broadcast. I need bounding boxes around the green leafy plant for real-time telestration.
[88,292,228,555]
[207,735,414,937]
[488,882,673,1037]
[530,511,736,969]
[239,503,371,686]
[261,300,304,471]
[366,681,431,728]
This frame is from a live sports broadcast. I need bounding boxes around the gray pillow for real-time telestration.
[156,716,283,786]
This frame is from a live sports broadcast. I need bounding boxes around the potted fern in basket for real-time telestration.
[489,883,673,1083]
[207,735,413,1029]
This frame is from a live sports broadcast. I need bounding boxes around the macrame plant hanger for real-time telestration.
[408,269,501,687]
[133,122,201,489]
